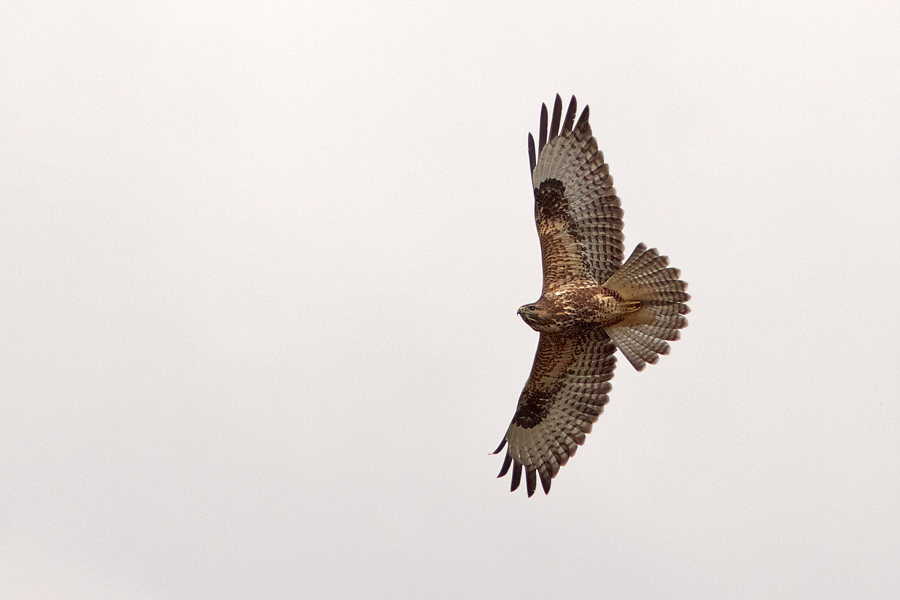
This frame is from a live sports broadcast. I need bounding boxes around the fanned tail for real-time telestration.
[603,243,690,371]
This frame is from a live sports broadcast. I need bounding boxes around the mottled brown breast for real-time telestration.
[551,285,630,327]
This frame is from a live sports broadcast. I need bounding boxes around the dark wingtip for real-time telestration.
[575,104,590,131]
[526,468,537,497]
[538,104,548,153]
[528,133,536,174]
[510,461,523,492]
[548,94,563,143]
[539,469,552,495]
[562,96,577,133]
[492,438,507,455]
[497,453,512,478]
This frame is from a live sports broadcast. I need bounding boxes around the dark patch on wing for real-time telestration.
[534,178,569,221]
[512,389,554,429]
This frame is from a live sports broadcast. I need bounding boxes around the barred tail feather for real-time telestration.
[603,243,690,371]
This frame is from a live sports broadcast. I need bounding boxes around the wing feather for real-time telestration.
[497,452,512,477]
[538,103,548,154]
[562,96,577,134]
[511,460,523,492]
[526,467,537,497]
[528,133,536,174]
[575,104,590,130]
[494,330,617,496]
[548,94,563,143]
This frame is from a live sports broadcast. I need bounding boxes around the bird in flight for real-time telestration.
[493,95,690,496]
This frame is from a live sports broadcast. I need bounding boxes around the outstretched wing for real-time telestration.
[529,95,625,291]
[493,329,617,496]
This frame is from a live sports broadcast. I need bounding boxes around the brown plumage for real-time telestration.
[494,95,690,497]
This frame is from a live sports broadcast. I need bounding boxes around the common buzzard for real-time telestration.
[493,95,690,496]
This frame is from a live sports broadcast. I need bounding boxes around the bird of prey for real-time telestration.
[493,95,690,497]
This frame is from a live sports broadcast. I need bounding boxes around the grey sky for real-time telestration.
[3,1,899,598]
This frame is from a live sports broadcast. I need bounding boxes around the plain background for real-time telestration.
[3,1,900,598]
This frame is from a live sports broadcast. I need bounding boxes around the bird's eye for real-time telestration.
[528,306,536,311]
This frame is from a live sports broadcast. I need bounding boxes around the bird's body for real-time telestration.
[518,285,641,334]
[494,95,690,497]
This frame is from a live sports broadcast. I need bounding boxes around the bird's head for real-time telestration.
[517,297,563,332]
[517,303,536,321]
